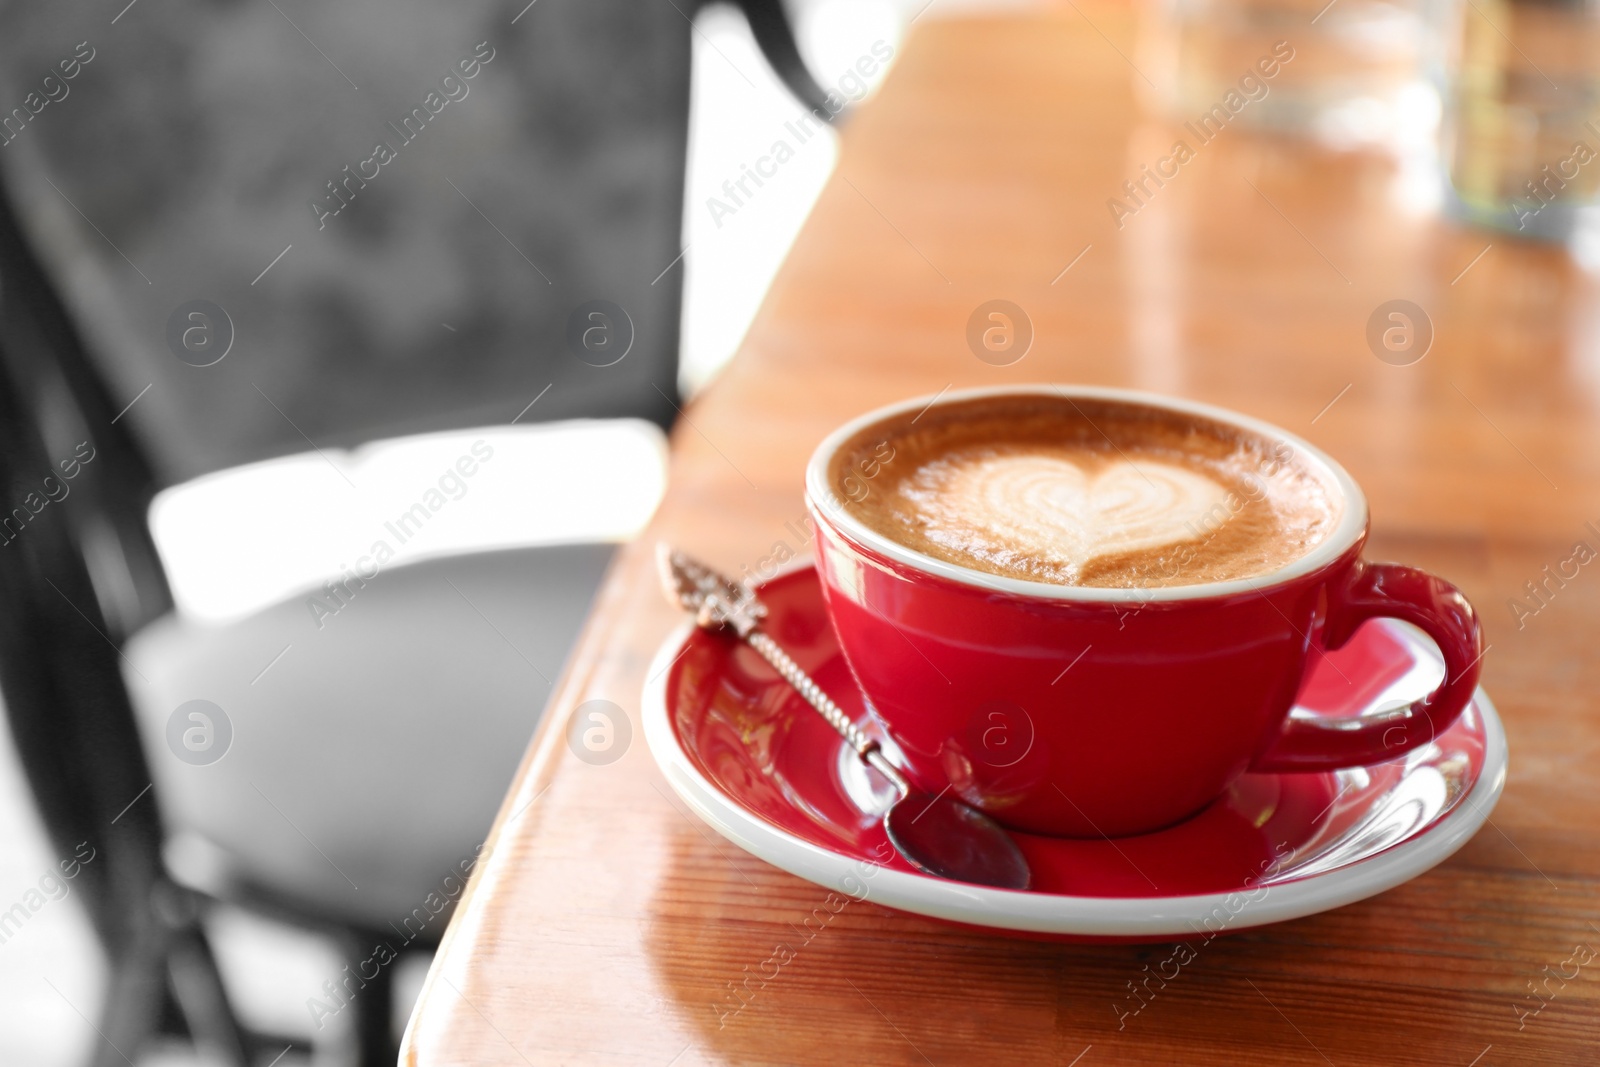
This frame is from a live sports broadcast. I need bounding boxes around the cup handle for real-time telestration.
[1251,561,1484,773]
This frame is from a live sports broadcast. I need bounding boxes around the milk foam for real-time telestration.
[912,453,1231,581]
[832,396,1341,589]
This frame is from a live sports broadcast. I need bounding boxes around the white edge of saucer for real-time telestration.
[641,618,1509,938]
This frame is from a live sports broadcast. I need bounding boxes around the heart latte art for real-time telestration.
[929,454,1229,576]
[831,396,1342,588]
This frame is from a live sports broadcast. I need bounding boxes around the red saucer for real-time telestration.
[643,563,1505,940]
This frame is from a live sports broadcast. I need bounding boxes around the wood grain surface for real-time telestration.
[402,4,1600,1064]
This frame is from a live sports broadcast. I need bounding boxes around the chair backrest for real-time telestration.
[0,0,705,488]
[0,0,829,629]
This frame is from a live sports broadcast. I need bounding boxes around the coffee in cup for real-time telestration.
[806,386,1483,838]
[828,393,1342,590]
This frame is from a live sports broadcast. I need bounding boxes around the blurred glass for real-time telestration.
[1443,0,1600,242]
[1150,0,1446,150]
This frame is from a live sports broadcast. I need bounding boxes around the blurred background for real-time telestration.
[0,2,924,1064]
[0,0,1593,1063]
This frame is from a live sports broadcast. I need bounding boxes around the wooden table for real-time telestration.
[401,4,1600,1063]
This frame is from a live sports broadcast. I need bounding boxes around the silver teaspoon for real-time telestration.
[656,546,1031,891]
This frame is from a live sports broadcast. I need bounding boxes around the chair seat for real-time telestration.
[123,544,613,930]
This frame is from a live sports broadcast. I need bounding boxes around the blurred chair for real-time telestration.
[0,1,831,1064]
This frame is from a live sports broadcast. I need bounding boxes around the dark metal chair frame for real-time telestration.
[0,1,832,1064]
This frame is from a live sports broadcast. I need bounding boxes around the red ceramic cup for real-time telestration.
[805,386,1483,838]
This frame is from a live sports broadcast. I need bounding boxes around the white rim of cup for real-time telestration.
[804,384,1370,603]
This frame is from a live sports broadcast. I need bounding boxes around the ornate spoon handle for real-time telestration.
[657,545,909,794]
